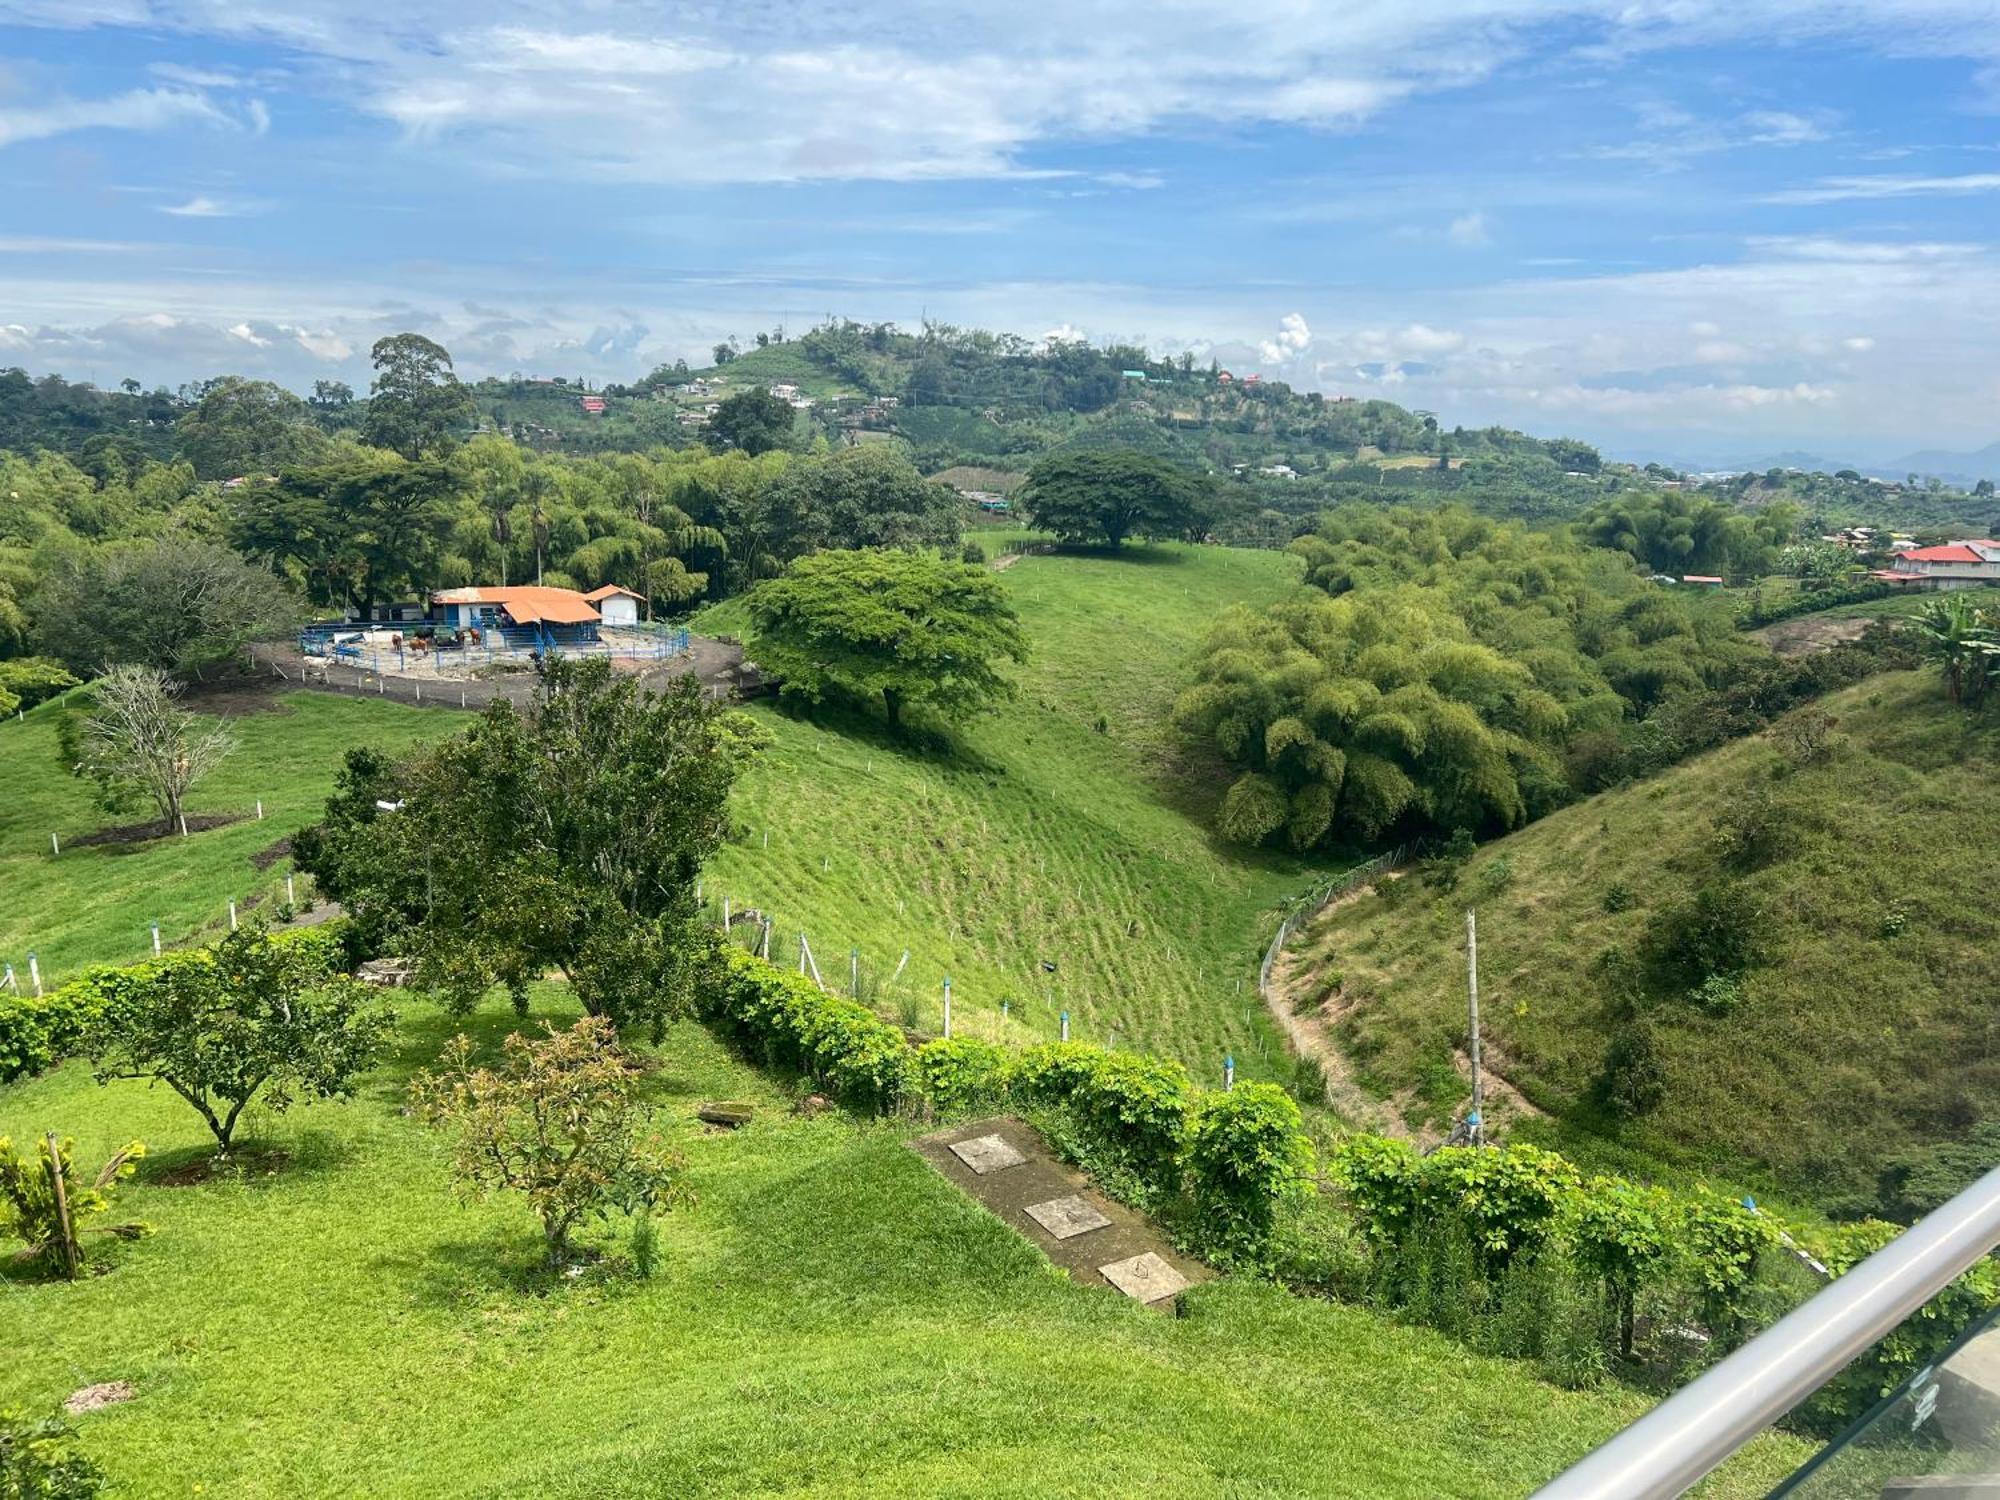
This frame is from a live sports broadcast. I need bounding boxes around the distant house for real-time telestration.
[1872,540,2000,591]
[579,395,607,414]
[1121,369,1147,380]
[1681,575,1724,589]
[430,585,606,645]
[583,584,644,628]
[769,384,801,400]
[1216,371,1234,384]
[1258,464,1298,479]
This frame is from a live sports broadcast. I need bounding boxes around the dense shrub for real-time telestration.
[1009,1042,1192,1196]
[1326,1134,1989,1428]
[1740,580,1892,628]
[700,945,911,1108]
[0,657,79,713]
[1182,1083,1315,1268]
[911,1038,1010,1115]
[0,1407,103,1498]
[1642,879,1767,992]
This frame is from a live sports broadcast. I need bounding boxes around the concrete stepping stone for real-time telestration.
[949,1133,1027,1175]
[1023,1194,1111,1240]
[1099,1251,1189,1305]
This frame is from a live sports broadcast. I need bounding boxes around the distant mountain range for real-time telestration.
[1651,439,2000,486]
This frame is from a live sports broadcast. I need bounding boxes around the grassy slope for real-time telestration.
[698,545,1322,1079]
[1293,671,2000,1204]
[0,693,447,982]
[0,986,1806,1498]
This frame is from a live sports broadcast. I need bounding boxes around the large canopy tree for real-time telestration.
[363,333,476,460]
[752,445,960,564]
[1019,449,1209,548]
[175,377,329,481]
[295,656,745,1032]
[747,547,1025,729]
[233,455,458,617]
[32,537,302,678]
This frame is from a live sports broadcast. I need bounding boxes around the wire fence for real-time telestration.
[1256,845,1411,1004]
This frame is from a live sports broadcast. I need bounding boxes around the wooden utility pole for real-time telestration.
[1466,911,1484,1146]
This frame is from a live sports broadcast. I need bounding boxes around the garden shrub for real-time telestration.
[700,945,911,1108]
[1009,1042,1192,1196]
[1597,1024,1667,1119]
[0,1407,102,1499]
[912,1038,1010,1115]
[1182,1083,1315,1269]
[0,1134,149,1279]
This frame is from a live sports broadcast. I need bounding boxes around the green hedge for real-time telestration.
[1331,1136,1998,1428]
[0,923,350,1085]
[700,945,912,1109]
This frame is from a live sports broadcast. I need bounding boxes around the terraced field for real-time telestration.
[698,543,1327,1078]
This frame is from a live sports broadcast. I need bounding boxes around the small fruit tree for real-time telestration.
[408,1016,689,1269]
[86,927,394,1151]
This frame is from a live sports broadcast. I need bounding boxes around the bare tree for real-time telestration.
[64,666,236,832]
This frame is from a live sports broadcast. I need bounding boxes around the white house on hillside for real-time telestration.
[584,584,644,627]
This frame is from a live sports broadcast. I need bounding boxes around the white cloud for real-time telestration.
[0,236,153,254]
[1447,210,1491,246]
[1843,335,1876,351]
[1257,311,1312,363]
[0,87,226,149]
[1749,236,1985,262]
[161,194,263,217]
[1766,172,2000,204]
[12,0,1993,184]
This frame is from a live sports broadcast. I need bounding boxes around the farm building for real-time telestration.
[1872,541,2000,591]
[583,584,644,627]
[430,585,610,646]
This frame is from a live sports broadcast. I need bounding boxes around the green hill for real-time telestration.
[1286,669,2000,1212]
[696,542,1325,1078]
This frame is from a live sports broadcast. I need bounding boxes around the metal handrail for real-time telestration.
[1534,1164,2000,1499]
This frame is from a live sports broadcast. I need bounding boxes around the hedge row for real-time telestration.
[0,923,351,1085]
[1333,1135,2000,1431]
[697,951,1314,1267]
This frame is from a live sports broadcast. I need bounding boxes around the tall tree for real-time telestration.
[707,388,795,456]
[1019,450,1206,548]
[747,548,1026,729]
[175,377,328,480]
[363,333,476,459]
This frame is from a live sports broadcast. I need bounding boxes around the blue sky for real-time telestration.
[3,1,2000,462]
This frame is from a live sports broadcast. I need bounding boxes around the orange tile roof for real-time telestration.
[431,586,601,625]
[582,585,643,602]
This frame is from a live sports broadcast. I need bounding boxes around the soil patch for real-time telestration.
[64,1382,135,1414]
[180,674,291,717]
[249,835,294,870]
[149,1147,291,1187]
[70,811,244,848]
[1750,615,1871,657]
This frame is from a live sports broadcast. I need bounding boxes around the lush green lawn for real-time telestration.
[699,543,1327,1079]
[0,692,449,986]
[0,986,1808,1498]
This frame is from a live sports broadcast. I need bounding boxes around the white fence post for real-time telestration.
[151,923,162,955]
[27,952,41,997]
[228,900,238,931]
[942,976,952,1039]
